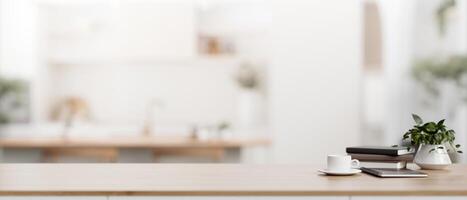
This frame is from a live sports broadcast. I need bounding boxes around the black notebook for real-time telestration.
[346,146,414,156]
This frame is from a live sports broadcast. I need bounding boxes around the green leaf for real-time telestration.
[424,122,437,133]
[412,114,423,125]
[437,119,445,126]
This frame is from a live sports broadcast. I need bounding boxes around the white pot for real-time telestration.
[414,144,452,170]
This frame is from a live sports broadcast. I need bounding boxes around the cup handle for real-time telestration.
[351,159,360,168]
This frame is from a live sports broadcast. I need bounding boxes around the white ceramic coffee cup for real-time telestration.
[327,155,359,172]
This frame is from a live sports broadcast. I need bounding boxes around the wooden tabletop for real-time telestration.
[0,164,465,196]
[0,136,271,148]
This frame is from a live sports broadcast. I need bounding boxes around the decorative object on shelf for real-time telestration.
[234,62,260,90]
[194,121,232,141]
[436,0,457,36]
[234,62,263,130]
[0,77,28,124]
[403,114,462,169]
[198,35,235,55]
[51,97,90,138]
[197,125,217,141]
[217,121,232,138]
[189,125,199,140]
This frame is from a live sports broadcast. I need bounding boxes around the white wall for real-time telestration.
[0,0,38,79]
[269,0,362,163]
[43,0,196,63]
[48,62,239,126]
[34,0,271,130]
[378,0,417,145]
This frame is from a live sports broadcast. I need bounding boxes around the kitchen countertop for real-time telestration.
[0,136,271,148]
[0,164,465,196]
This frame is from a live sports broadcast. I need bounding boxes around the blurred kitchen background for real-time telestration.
[0,0,466,163]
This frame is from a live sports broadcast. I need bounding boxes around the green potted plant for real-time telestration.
[403,114,462,169]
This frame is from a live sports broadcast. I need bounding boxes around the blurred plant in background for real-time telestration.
[234,62,260,90]
[0,77,27,124]
[413,55,467,99]
[414,0,466,98]
[436,0,457,36]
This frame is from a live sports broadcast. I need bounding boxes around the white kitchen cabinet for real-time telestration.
[42,0,196,63]
[117,0,196,61]
[110,197,348,200]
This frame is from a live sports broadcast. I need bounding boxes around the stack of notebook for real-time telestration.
[346,146,415,169]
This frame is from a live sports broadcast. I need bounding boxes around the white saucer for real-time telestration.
[318,168,361,176]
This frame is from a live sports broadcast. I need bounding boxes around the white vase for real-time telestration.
[237,90,263,129]
[414,144,452,170]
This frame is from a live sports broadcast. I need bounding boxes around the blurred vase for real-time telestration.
[414,144,452,170]
[237,90,262,130]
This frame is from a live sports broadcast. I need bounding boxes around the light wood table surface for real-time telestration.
[0,164,464,196]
